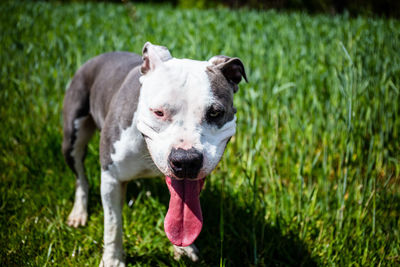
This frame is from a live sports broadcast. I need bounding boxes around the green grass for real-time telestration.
[1,1,399,266]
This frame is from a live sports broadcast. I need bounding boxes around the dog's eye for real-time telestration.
[209,110,220,117]
[207,107,224,120]
[153,110,164,117]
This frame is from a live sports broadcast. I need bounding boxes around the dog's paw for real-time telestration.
[67,205,88,227]
[173,244,200,262]
[99,258,125,267]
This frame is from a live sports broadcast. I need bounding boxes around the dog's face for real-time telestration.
[136,42,247,181]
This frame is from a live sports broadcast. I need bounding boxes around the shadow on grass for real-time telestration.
[123,178,318,266]
[125,252,177,266]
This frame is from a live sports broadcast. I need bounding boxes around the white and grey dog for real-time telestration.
[62,42,247,266]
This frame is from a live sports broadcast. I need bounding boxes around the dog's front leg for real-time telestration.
[100,171,125,267]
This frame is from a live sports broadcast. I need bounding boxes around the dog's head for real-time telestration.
[136,42,247,246]
[137,42,247,180]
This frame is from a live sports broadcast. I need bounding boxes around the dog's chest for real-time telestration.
[108,119,159,181]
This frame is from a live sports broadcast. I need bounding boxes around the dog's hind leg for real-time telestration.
[62,75,96,227]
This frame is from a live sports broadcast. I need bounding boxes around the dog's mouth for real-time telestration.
[164,176,205,247]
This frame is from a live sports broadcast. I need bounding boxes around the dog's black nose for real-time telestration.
[168,148,203,179]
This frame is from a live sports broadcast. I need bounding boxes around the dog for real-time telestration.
[62,42,247,266]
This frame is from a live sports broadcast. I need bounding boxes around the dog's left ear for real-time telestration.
[141,42,172,74]
[209,55,248,92]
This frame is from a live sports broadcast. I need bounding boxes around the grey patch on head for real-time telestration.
[204,69,236,128]
[204,56,248,128]
[208,55,248,92]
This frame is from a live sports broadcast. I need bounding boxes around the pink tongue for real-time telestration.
[164,176,205,247]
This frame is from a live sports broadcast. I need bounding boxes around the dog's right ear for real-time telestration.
[141,42,172,75]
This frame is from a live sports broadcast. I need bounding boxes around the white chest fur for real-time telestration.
[108,115,160,181]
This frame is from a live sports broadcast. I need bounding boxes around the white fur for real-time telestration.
[137,58,235,180]
[142,42,172,70]
[100,170,125,267]
[199,116,236,177]
[109,114,159,181]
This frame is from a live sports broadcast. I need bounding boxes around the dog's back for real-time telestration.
[63,52,141,131]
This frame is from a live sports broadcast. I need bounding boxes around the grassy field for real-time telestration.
[1,1,399,266]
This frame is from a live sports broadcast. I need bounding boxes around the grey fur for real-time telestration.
[63,52,143,170]
[205,56,248,128]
